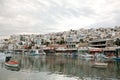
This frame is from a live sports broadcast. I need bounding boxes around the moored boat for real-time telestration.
[114,48,120,61]
[113,58,120,61]
[79,53,94,60]
[4,60,20,71]
[0,53,6,63]
[29,49,46,56]
[5,61,19,67]
[92,62,108,68]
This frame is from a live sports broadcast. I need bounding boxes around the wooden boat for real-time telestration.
[92,62,108,68]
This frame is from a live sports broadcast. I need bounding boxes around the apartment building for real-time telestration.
[89,39,114,48]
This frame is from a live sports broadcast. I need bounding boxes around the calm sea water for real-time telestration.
[0,53,120,80]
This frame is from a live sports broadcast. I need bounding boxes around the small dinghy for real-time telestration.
[4,61,20,71]
[5,61,19,67]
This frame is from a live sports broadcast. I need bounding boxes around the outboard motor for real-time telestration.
[5,55,11,62]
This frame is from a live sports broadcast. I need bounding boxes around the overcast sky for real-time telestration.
[0,0,120,38]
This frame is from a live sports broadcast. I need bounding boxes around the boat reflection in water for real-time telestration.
[0,53,120,80]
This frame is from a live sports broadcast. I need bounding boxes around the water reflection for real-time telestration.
[0,54,120,80]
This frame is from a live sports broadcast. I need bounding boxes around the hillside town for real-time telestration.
[0,26,120,56]
[0,27,120,56]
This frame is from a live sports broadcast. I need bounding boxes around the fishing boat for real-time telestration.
[92,62,108,68]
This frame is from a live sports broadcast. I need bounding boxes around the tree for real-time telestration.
[4,39,8,41]
[45,42,50,46]
[79,39,84,43]
[41,39,44,45]
[20,36,25,41]
[115,38,120,46]
[60,40,65,44]
[18,42,23,45]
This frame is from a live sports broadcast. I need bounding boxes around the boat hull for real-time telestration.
[92,63,108,68]
[4,61,20,71]
[113,58,120,61]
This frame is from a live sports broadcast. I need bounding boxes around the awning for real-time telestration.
[89,49,102,52]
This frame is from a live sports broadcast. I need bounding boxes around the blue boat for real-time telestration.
[114,48,120,61]
[113,58,120,61]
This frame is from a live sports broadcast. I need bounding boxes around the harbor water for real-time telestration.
[0,53,120,80]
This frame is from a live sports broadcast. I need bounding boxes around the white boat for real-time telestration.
[95,53,115,62]
[29,49,46,56]
[79,53,94,60]
[0,53,6,63]
[92,62,108,68]
[95,53,108,59]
